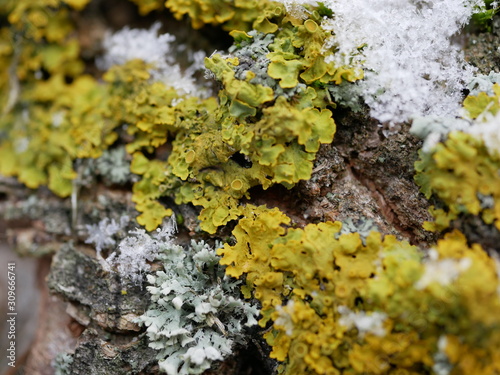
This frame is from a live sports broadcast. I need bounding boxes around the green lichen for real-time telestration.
[415,131,500,232]
[159,12,362,233]
[0,0,105,197]
[0,74,117,196]
[139,238,259,374]
[164,0,282,32]
[217,204,291,319]
[413,82,500,234]
[123,11,363,233]
[0,0,364,233]
[2,2,500,375]
[220,206,500,375]
[463,82,500,119]
[53,352,74,375]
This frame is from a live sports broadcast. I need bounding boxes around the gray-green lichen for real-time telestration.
[467,71,500,95]
[229,30,306,98]
[95,147,134,185]
[326,80,364,112]
[336,216,379,244]
[139,239,259,374]
[53,353,74,375]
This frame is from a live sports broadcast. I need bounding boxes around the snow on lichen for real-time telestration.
[410,116,471,152]
[337,306,387,338]
[97,22,175,70]
[467,110,500,157]
[432,336,453,375]
[106,216,177,283]
[415,249,472,289]
[273,300,295,336]
[98,22,205,96]
[276,0,484,124]
[277,0,318,18]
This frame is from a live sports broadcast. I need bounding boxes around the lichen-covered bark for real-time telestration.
[0,109,432,374]
[48,244,151,332]
[1,2,499,375]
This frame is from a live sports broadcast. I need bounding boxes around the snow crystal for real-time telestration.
[337,306,387,337]
[98,22,205,96]
[98,23,174,70]
[410,116,471,152]
[277,0,484,124]
[274,300,295,336]
[433,336,453,375]
[277,0,318,18]
[415,249,472,289]
[467,111,500,156]
[85,215,129,254]
[107,216,177,283]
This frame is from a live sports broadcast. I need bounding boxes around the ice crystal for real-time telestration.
[276,0,318,19]
[98,22,175,69]
[433,336,453,375]
[410,116,471,152]
[415,249,472,289]
[468,111,500,156]
[85,215,130,254]
[337,306,387,338]
[273,300,295,336]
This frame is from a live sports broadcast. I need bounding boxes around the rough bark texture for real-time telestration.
[1,3,499,375]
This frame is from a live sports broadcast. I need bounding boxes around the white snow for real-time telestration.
[98,22,205,96]
[275,0,484,124]
[337,305,387,337]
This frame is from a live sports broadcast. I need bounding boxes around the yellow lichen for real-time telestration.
[415,131,500,232]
